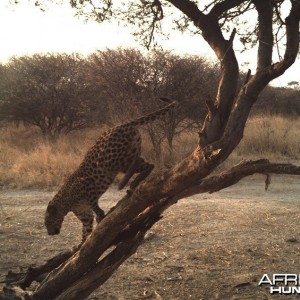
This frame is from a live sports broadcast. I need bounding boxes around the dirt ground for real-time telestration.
[0,175,300,299]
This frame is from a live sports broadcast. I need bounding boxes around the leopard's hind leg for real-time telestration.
[118,157,154,190]
[92,202,105,223]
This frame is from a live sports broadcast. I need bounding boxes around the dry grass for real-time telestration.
[0,126,104,189]
[232,115,300,161]
[0,115,299,189]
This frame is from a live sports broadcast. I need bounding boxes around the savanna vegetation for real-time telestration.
[0,50,299,189]
[1,0,300,299]
[0,114,299,189]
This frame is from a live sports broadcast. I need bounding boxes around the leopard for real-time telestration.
[45,98,177,242]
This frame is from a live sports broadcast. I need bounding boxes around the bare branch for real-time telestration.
[199,26,239,146]
[274,1,286,25]
[228,27,237,44]
[170,159,300,201]
[166,0,205,25]
[146,0,164,49]
[166,2,242,148]
[209,0,249,17]
[8,246,80,289]
[243,69,251,85]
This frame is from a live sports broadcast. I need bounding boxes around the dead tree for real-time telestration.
[2,0,300,299]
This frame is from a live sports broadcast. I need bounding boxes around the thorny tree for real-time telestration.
[2,0,300,299]
[0,54,100,141]
[87,49,215,163]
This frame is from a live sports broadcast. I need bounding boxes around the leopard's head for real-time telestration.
[45,202,64,235]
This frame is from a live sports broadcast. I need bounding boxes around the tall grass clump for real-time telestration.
[0,126,103,189]
[233,115,300,161]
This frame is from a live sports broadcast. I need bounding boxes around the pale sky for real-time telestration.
[0,1,299,87]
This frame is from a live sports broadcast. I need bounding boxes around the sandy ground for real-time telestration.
[0,174,300,299]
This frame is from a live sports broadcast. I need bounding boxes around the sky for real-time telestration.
[0,1,299,87]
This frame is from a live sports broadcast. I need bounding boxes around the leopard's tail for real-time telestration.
[123,98,178,128]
